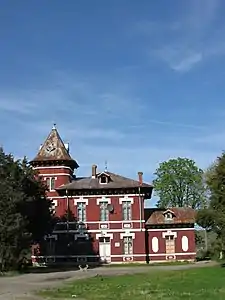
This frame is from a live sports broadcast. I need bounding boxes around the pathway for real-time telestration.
[0,261,217,300]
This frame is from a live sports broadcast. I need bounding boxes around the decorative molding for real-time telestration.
[44,234,58,240]
[120,232,135,239]
[42,173,71,177]
[33,166,73,172]
[119,195,134,204]
[162,230,177,238]
[148,228,193,232]
[152,237,159,253]
[96,196,111,205]
[52,228,144,234]
[52,200,58,207]
[48,194,145,199]
[182,236,189,252]
[96,233,113,240]
[32,253,196,259]
[74,234,89,240]
[74,197,89,205]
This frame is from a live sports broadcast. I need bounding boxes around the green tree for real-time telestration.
[0,147,53,271]
[197,153,225,258]
[153,157,206,208]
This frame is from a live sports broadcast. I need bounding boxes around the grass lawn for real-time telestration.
[39,266,225,300]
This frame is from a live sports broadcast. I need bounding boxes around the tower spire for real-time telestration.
[104,160,108,172]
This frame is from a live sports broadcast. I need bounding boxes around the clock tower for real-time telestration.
[30,124,79,198]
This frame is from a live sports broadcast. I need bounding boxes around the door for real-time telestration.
[165,236,175,254]
[99,237,111,263]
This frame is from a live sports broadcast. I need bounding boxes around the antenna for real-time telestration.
[104,160,108,172]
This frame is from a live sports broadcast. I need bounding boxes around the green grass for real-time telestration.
[104,261,191,267]
[39,266,225,300]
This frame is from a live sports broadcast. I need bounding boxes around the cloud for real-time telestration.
[133,0,224,72]
[0,70,222,211]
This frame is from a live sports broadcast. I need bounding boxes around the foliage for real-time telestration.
[153,157,206,208]
[39,266,225,300]
[197,152,225,258]
[0,147,53,271]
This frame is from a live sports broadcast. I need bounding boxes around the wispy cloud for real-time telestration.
[133,0,224,72]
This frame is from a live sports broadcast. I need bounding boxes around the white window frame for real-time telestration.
[45,177,57,191]
[122,201,132,221]
[77,202,86,222]
[99,201,109,222]
[123,236,133,255]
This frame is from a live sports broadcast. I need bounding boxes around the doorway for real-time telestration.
[99,237,111,263]
[165,235,175,254]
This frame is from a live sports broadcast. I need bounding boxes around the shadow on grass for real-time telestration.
[21,263,103,274]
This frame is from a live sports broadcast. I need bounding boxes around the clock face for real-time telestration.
[45,142,56,153]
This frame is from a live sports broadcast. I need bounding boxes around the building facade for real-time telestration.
[30,125,196,265]
[30,125,153,265]
[145,208,196,262]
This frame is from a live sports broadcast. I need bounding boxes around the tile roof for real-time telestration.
[30,126,78,168]
[145,207,196,225]
[57,171,153,191]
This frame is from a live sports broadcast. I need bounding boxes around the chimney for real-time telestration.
[92,164,97,178]
[138,171,143,186]
[39,144,43,150]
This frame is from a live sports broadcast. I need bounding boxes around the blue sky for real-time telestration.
[0,0,225,206]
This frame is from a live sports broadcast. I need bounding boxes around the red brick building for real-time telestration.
[30,126,196,265]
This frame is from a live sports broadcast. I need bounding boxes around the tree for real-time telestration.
[197,152,225,258]
[153,157,206,209]
[0,147,53,271]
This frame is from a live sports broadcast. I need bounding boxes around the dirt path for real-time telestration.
[0,261,217,300]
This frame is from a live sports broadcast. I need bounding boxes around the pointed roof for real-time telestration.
[30,125,79,169]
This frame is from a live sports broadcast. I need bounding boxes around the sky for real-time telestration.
[0,0,225,207]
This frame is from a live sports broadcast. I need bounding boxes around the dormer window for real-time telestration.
[165,212,173,220]
[163,210,174,222]
[100,175,108,184]
[98,172,110,184]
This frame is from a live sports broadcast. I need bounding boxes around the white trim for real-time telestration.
[96,196,111,205]
[83,220,145,224]
[42,173,71,177]
[74,233,89,240]
[119,195,134,204]
[44,176,58,180]
[31,253,196,259]
[52,200,58,207]
[48,194,145,199]
[120,232,135,239]
[44,234,58,240]
[32,253,195,259]
[149,252,196,257]
[74,197,89,205]
[33,166,73,172]
[148,228,194,232]
[96,233,113,240]
[52,228,144,233]
[162,230,177,238]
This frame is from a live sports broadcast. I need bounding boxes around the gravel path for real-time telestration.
[0,261,217,300]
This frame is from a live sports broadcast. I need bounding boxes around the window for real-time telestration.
[77,202,86,222]
[50,177,55,190]
[122,201,131,220]
[100,175,107,184]
[46,177,56,191]
[165,212,173,221]
[99,201,109,221]
[123,236,133,255]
